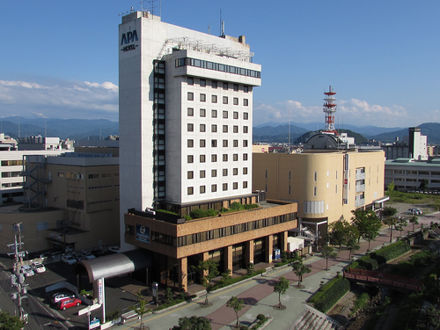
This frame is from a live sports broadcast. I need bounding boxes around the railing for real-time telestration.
[356,172,365,180]
[355,198,365,207]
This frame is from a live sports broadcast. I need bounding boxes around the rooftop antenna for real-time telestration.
[220,9,225,37]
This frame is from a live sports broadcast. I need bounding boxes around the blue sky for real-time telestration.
[0,0,439,127]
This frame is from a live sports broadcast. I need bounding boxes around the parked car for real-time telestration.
[51,292,75,305]
[408,208,423,215]
[32,262,46,273]
[57,298,81,310]
[20,265,34,277]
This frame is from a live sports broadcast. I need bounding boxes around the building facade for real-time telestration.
[119,11,298,291]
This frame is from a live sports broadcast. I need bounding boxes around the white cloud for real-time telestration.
[0,79,118,120]
[254,98,410,127]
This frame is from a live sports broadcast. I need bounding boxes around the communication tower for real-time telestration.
[323,85,337,134]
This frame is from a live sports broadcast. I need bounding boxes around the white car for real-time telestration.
[408,208,423,215]
[21,265,35,277]
[51,292,76,305]
[32,262,46,273]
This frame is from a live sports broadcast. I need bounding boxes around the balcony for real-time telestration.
[355,172,365,180]
[355,198,365,207]
[355,184,365,193]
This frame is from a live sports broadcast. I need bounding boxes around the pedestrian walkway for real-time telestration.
[119,214,439,330]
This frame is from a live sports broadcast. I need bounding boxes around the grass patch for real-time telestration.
[351,292,369,316]
[155,297,186,311]
[308,276,350,313]
[387,250,433,277]
[387,190,440,206]
[209,269,265,291]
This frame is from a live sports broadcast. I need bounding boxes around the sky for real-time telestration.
[0,0,439,128]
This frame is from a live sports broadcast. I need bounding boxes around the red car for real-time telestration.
[57,298,81,310]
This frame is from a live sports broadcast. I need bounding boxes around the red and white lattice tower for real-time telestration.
[323,85,337,134]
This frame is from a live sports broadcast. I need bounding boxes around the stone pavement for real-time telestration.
[118,212,440,330]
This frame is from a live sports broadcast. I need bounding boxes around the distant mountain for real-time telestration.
[295,129,368,145]
[0,117,118,140]
[371,122,440,144]
[253,124,308,143]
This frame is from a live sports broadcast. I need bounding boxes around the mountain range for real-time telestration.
[1,117,440,145]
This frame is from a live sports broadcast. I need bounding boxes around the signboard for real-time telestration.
[97,279,104,304]
[274,249,281,260]
[136,224,150,244]
[120,30,138,52]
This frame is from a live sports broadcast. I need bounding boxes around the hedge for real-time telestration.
[357,255,379,270]
[308,276,350,313]
[371,240,410,264]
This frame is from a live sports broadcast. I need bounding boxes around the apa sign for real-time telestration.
[121,30,138,52]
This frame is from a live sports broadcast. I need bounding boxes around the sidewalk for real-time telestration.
[119,214,439,330]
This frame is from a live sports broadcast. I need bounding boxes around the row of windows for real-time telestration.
[1,160,23,166]
[187,124,249,134]
[187,92,249,106]
[176,57,261,79]
[187,181,248,195]
[187,153,248,163]
[187,167,248,179]
[188,139,248,148]
[187,108,249,120]
[186,77,251,93]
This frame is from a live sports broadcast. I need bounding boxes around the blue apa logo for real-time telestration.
[121,30,138,46]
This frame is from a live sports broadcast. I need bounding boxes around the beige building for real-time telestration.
[252,144,271,153]
[253,150,387,241]
[20,152,120,251]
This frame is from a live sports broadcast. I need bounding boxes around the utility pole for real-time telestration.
[7,222,28,325]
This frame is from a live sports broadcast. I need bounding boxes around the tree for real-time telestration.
[383,216,398,243]
[0,311,25,330]
[346,224,360,259]
[381,206,397,218]
[291,259,311,287]
[194,259,219,305]
[352,209,382,250]
[409,215,419,232]
[273,277,289,309]
[174,316,211,330]
[387,181,395,195]
[396,217,408,238]
[320,244,337,270]
[328,218,351,248]
[226,296,244,328]
[134,291,148,330]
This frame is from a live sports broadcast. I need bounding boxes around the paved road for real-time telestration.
[118,213,439,330]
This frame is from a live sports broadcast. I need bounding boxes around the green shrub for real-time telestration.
[229,202,242,211]
[372,240,410,263]
[244,204,259,210]
[190,208,218,219]
[358,255,379,270]
[308,277,350,313]
[209,270,264,291]
[351,292,369,315]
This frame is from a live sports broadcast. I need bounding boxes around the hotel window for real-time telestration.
[200,170,206,178]
[200,79,206,87]
[187,155,194,163]
[243,181,248,188]
[187,171,194,179]
[211,154,217,162]
[243,98,249,106]
[187,139,194,148]
[200,139,206,147]
[211,184,217,192]
[223,183,228,191]
[223,154,228,162]
[212,109,217,118]
[243,153,248,161]
[233,126,238,133]
[200,93,206,102]
[243,112,248,120]
[243,140,248,147]
[223,96,228,104]
[187,92,194,101]
[212,80,218,89]
[243,167,248,175]
[314,171,317,181]
[200,108,206,117]
[187,187,194,195]
[314,186,317,196]
[223,82,228,90]
[233,168,238,175]
[233,97,239,105]
[211,139,217,147]
[212,95,217,103]
[187,77,194,85]
[200,185,206,194]
[244,85,249,93]
[233,84,239,91]
[233,182,238,190]
[233,140,238,147]
[200,124,206,132]
[223,110,228,119]
[243,126,248,133]
[211,169,217,177]
[233,154,238,161]
[233,111,238,119]
[222,140,228,147]
[211,124,217,132]
[200,155,206,163]
[223,125,228,133]
[187,107,194,116]
[223,168,228,176]
[187,123,194,132]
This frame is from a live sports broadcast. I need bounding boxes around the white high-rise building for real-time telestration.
[119,11,261,248]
